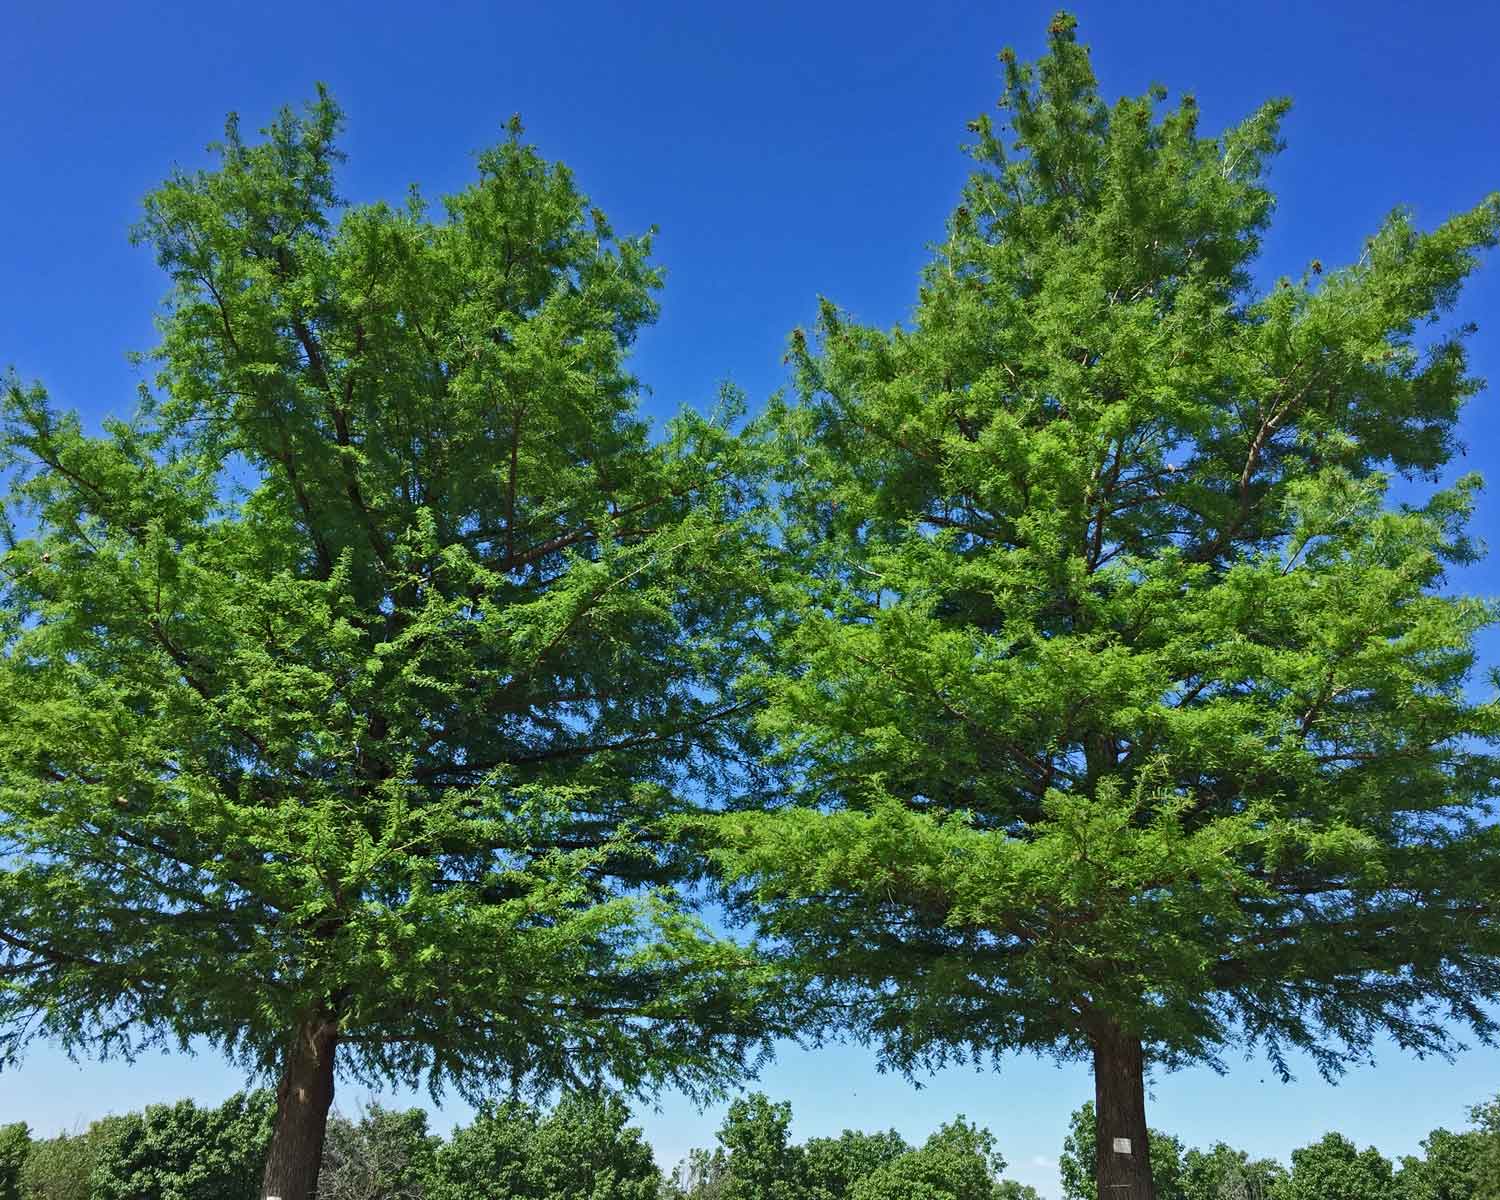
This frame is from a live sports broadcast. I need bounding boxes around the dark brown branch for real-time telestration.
[413,701,752,782]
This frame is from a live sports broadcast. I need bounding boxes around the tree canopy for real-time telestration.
[708,12,1500,1200]
[0,90,779,1200]
[3,13,1500,1200]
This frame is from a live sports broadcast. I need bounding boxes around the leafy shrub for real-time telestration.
[18,1118,132,1200]
[848,1119,1003,1200]
[426,1091,660,1200]
[317,1103,438,1200]
[0,1125,28,1200]
[89,1090,274,1200]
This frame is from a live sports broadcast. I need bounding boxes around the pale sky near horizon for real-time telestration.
[3,1,1499,1195]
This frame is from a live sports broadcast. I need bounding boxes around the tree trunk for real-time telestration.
[260,1015,337,1200]
[1092,1020,1155,1200]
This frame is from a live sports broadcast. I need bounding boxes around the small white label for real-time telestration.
[1112,1138,1132,1154]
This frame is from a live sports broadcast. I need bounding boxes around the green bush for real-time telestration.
[668,1093,1028,1200]
[89,1090,274,1200]
[1395,1128,1486,1200]
[18,1118,131,1200]
[848,1119,1003,1200]
[1180,1143,1285,1200]
[1465,1099,1500,1200]
[426,1092,659,1200]
[804,1130,911,1198]
[0,1124,29,1200]
[317,1103,438,1200]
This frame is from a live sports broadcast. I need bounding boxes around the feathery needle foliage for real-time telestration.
[709,14,1500,1200]
[0,92,780,1200]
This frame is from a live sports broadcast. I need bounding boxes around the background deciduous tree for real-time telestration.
[1393,1127,1485,1200]
[1179,1142,1285,1200]
[666,1092,1031,1200]
[1469,1098,1500,1200]
[90,1090,274,1200]
[16,1119,132,1200]
[711,12,1500,1200]
[717,1093,807,1200]
[1278,1133,1393,1200]
[315,1103,437,1200]
[0,91,778,1200]
[847,1118,1005,1200]
[424,1092,661,1200]
[664,1145,730,1200]
[0,1124,26,1200]
[803,1129,911,1199]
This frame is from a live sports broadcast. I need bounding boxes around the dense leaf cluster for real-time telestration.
[5,1092,270,1200]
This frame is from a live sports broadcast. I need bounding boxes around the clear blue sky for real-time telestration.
[3,1,1498,1194]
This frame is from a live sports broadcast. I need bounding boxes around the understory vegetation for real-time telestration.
[0,1088,1496,1200]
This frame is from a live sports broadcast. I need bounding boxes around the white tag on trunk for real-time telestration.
[1112,1137,1132,1154]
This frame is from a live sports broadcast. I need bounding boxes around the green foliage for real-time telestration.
[664,1146,730,1200]
[1054,1100,1500,1200]
[0,84,782,1161]
[1057,1103,1186,1200]
[717,1093,807,1200]
[847,1119,1003,1200]
[804,1130,912,1198]
[89,1090,274,1200]
[710,6,1500,1119]
[1279,1133,1394,1200]
[425,1091,660,1200]
[17,1134,91,1200]
[316,1103,438,1200]
[1394,1127,1485,1200]
[1468,1098,1500,1200]
[522,1092,661,1200]
[424,1102,534,1200]
[0,1124,27,1200]
[1179,1143,1285,1200]
[669,1092,1026,1200]
[17,1118,132,1200]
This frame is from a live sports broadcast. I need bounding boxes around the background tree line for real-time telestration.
[0,1087,1496,1200]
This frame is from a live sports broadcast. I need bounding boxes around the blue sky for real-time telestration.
[3,0,1499,1193]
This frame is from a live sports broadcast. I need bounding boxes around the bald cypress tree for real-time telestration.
[0,94,777,1200]
[712,15,1500,1200]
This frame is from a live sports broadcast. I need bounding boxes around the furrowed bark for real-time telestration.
[260,1015,337,1200]
[1092,1020,1155,1200]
